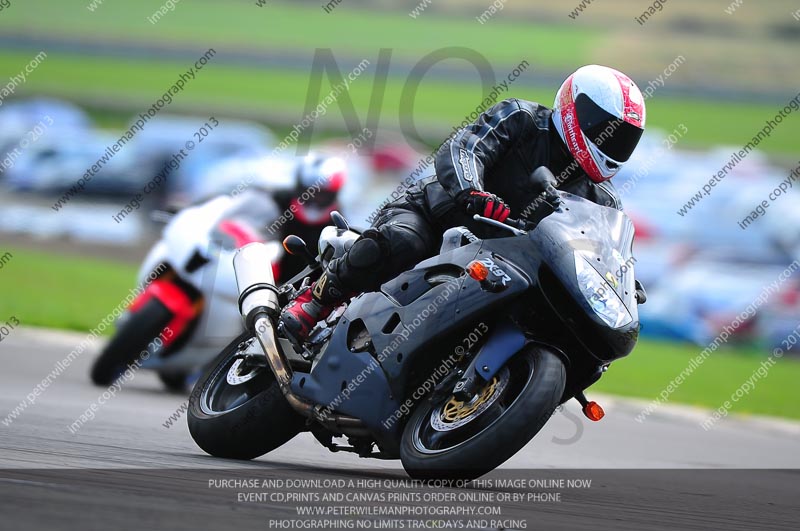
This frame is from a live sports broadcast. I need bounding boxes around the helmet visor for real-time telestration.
[304,190,338,209]
[575,93,644,163]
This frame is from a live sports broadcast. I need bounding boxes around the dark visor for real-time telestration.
[575,93,643,162]
[306,190,338,209]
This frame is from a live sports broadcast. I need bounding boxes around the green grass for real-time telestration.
[594,339,796,420]
[0,0,602,69]
[3,50,798,154]
[0,248,138,333]
[1,247,797,419]
[0,0,797,154]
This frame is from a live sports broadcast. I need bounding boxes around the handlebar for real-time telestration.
[471,214,530,236]
[504,217,529,231]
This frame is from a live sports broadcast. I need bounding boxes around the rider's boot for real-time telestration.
[280,268,349,344]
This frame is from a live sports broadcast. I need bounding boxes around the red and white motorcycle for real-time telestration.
[90,193,282,390]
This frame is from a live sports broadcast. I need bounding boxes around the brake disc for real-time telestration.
[225,338,262,386]
[430,366,510,432]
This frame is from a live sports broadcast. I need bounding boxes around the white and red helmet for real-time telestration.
[292,153,346,224]
[552,65,646,182]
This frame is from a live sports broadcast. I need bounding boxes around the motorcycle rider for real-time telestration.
[281,64,646,343]
[271,153,346,282]
[215,152,346,283]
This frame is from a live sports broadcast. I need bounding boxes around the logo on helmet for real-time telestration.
[563,109,583,158]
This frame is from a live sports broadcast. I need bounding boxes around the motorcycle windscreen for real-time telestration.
[531,192,638,317]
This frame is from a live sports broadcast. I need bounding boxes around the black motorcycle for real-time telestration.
[188,169,645,479]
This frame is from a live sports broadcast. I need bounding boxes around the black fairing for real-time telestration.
[290,192,639,444]
[529,192,639,363]
[291,241,531,434]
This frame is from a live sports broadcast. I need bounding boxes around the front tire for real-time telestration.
[158,372,187,392]
[400,346,565,479]
[188,331,305,460]
[90,299,172,386]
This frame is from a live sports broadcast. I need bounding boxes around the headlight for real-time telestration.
[574,253,632,328]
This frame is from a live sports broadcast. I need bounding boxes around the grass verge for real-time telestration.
[2,51,798,154]
[1,247,796,419]
[595,340,797,420]
[0,247,137,334]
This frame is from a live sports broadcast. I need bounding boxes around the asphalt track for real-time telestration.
[1,328,798,530]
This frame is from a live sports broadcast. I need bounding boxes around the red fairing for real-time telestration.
[128,279,198,349]
[218,220,279,278]
[219,220,264,248]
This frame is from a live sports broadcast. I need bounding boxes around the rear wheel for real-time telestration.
[188,331,305,460]
[90,299,172,386]
[400,346,565,479]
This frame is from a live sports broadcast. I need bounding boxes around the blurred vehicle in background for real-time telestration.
[130,115,276,207]
[185,153,349,281]
[640,254,799,348]
[618,134,800,348]
[5,132,143,197]
[185,153,297,205]
[0,98,91,170]
[193,152,352,284]
[89,193,284,390]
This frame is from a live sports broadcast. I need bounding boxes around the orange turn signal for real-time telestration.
[466,261,489,282]
[582,401,605,422]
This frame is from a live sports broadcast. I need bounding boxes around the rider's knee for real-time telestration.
[381,223,437,262]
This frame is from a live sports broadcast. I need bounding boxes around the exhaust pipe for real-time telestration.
[252,314,368,432]
[233,244,365,433]
[233,243,281,329]
[233,243,313,416]
[252,315,314,416]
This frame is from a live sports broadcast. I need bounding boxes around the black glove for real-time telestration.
[529,167,562,209]
[458,190,511,222]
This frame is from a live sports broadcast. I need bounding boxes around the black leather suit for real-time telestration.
[327,98,623,295]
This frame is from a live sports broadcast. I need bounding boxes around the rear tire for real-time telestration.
[90,299,172,386]
[400,346,565,480]
[188,331,305,460]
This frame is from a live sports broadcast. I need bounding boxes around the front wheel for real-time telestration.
[90,299,172,386]
[158,372,188,392]
[188,331,305,460]
[400,346,565,480]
